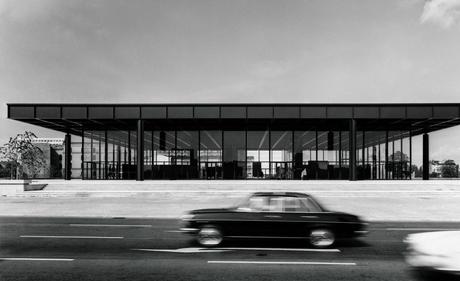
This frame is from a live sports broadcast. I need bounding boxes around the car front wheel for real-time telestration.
[310,229,335,248]
[197,225,223,247]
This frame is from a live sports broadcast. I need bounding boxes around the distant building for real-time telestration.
[429,160,459,178]
[31,138,64,145]
[31,138,64,178]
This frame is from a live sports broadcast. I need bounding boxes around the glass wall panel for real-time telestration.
[153,131,175,179]
[363,131,385,180]
[71,138,82,179]
[200,131,222,179]
[387,131,410,180]
[82,134,92,179]
[247,131,269,179]
[144,131,153,179]
[176,131,199,179]
[402,134,411,179]
[387,139,394,179]
[316,131,339,179]
[82,130,132,180]
[110,131,130,180]
[223,131,246,179]
[356,131,368,179]
[270,131,292,179]
[340,131,349,179]
[294,131,316,179]
[331,131,341,179]
[82,131,104,179]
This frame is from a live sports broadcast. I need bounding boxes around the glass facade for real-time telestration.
[74,127,415,180]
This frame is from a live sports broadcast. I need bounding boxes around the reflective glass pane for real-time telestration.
[200,131,222,179]
[247,131,269,179]
[223,131,245,179]
[270,131,292,179]
[294,131,316,179]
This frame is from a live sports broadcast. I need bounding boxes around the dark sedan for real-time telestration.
[180,192,368,248]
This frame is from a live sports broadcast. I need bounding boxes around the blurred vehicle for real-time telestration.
[405,231,460,280]
[180,192,367,248]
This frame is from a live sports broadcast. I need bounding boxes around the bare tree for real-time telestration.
[0,131,46,179]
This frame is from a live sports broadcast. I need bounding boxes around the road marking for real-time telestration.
[70,224,152,228]
[132,247,230,253]
[217,247,340,252]
[165,230,184,233]
[39,189,460,193]
[385,228,459,231]
[20,235,124,239]
[0,258,74,261]
[208,261,356,266]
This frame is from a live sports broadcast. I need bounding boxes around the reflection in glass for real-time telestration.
[247,131,269,179]
[270,131,292,179]
[200,131,222,179]
[223,131,245,179]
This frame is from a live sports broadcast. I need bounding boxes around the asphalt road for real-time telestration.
[1,217,460,281]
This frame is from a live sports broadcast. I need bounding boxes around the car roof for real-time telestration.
[251,192,311,197]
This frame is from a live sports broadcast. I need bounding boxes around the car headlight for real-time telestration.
[180,214,195,221]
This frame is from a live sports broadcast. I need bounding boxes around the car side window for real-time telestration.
[283,197,308,212]
[300,197,322,212]
[247,196,270,212]
[268,197,283,212]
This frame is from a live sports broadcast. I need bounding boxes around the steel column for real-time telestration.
[136,119,144,181]
[423,133,429,180]
[64,133,71,180]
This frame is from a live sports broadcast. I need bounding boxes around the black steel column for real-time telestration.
[136,119,144,181]
[385,130,389,179]
[64,133,71,180]
[409,131,412,180]
[128,131,131,164]
[349,119,357,181]
[339,131,342,179]
[81,129,84,180]
[104,131,108,179]
[423,133,429,180]
[315,130,318,179]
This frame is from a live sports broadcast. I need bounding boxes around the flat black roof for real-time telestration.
[7,103,460,136]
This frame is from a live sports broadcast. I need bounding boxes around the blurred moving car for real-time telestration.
[405,231,460,280]
[180,192,368,248]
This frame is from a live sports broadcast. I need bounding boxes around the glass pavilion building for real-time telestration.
[7,103,460,181]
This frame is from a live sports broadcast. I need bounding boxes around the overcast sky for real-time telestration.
[1,0,460,164]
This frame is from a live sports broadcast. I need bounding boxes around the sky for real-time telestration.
[1,0,460,165]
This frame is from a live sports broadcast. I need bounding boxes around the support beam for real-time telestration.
[423,133,429,180]
[64,133,71,180]
[349,119,357,181]
[136,119,144,181]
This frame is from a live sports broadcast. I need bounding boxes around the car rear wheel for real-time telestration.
[310,229,335,248]
[197,226,223,247]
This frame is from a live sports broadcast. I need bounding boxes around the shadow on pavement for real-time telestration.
[188,237,371,249]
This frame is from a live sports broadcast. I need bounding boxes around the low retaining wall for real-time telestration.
[0,180,29,196]
[0,180,47,196]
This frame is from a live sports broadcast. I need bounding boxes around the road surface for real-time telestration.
[1,217,459,281]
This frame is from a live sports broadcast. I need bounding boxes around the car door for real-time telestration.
[256,196,287,237]
[223,195,277,238]
[278,196,323,238]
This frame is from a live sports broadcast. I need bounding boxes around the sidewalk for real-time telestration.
[1,180,460,221]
